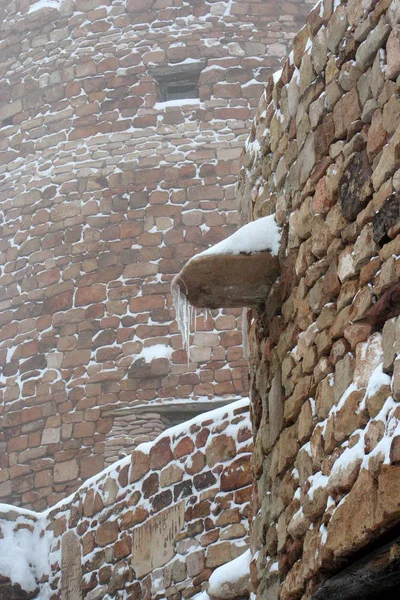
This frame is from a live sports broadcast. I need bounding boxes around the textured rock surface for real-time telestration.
[237,0,400,598]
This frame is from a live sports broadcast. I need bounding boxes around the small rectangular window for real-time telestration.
[151,61,205,103]
[164,80,198,101]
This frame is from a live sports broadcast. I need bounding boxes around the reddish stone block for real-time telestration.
[149,437,173,470]
[75,285,107,306]
[114,536,132,560]
[367,109,387,160]
[142,472,159,498]
[43,291,73,314]
[221,456,252,492]
[96,521,118,547]
[173,436,195,459]
[121,507,148,530]
[185,451,206,475]
[130,451,150,483]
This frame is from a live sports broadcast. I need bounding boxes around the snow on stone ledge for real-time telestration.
[153,98,201,110]
[198,214,281,258]
[193,548,251,600]
[28,0,61,14]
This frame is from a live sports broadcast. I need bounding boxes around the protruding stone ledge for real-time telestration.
[172,251,280,309]
[172,215,281,310]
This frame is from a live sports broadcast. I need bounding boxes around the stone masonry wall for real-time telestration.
[0,0,312,510]
[0,399,252,600]
[237,0,400,598]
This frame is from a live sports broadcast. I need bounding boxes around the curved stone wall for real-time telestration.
[0,0,311,509]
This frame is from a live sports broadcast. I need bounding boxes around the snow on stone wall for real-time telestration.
[0,0,312,511]
[237,0,400,598]
[0,399,253,599]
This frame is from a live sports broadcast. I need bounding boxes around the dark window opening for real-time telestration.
[150,61,205,103]
[164,80,198,101]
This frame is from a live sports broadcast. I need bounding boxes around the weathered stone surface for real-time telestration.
[333,88,362,139]
[325,469,378,559]
[355,16,391,70]
[173,250,280,309]
[385,25,400,79]
[132,502,185,577]
[373,192,400,244]
[61,531,82,600]
[338,151,372,220]
[221,456,252,491]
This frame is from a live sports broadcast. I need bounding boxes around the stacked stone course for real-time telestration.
[236,0,400,598]
[0,0,312,509]
[0,400,253,600]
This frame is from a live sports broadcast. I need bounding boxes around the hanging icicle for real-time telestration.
[171,279,192,363]
[242,307,249,359]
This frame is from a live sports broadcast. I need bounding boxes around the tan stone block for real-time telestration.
[288,508,311,538]
[327,5,348,52]
[205,541,241,568]
[333,88,361,139]
[206,434,236,467]
[325,469,377,558]
[383,95,400,136]
[303,482,328,522]
[83,489,104,517]
[292,26,309,68]
[386,25,400,80]
[365,420,385,453]
[278,425,299,475]
[372,129,400,191]
[35,469,53,488]
[376,464,400,526]
[160,464,184,487]
[335,389,368,444]
[334,353,355,403]
[284,376,314,424]
[74,421,95,438]
[54,459,79,483]
[315,375,335,420]
[96,521,118,547]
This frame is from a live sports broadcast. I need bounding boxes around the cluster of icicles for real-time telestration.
[171,280,249,364]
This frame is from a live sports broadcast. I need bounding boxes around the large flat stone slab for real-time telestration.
[172,251,279,309]
[132,501,185,578]
[61,531,82,600]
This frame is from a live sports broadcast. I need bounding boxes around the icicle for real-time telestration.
[242,307,249,359]
[193,306,197,333]
[171,279,192,363]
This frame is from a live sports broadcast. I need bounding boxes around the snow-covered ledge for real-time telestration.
[171,215,281,357]
[172,215,281,310]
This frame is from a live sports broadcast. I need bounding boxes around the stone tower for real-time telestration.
[0,0,311,509]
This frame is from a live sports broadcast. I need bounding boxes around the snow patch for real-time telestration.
[28,0,60,13]
[195,215,281,258]
[208,549,251,596]
[366,363,391,399]
[154,98,201,110]
[0,515,52,593]
[137,344,172,362]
